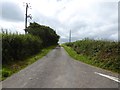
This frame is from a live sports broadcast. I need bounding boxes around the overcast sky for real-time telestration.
[0,0,119,43]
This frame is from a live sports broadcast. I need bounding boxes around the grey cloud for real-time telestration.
[57,0,62,2]
[32,11,68,37]
[69,2,117,42]
[30,1,118,43]
[32,11,63,29]
[59,38,68,43]
[0,0,118,43]
[94,2,118,21]
[1,1,24,22]
[70,21,88,34]
[66,21,118,42]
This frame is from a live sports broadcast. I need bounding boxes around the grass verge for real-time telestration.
[62,44,119,73]
[1,45,56,81]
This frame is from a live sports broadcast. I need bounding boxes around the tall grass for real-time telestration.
[64,39,120,73]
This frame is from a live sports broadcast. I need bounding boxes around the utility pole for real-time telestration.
[24,3,32,34]
[69,30,71,43]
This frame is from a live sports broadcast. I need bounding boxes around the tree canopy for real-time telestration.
[27,22,60,47]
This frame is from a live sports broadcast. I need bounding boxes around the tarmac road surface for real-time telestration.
[2,47,119,88]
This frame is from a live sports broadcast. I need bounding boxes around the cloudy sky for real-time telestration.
[0,0,119,43]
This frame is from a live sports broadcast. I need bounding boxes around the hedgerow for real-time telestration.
[2,22,60,65]
[65,38,120,73]
[2,34,42,64]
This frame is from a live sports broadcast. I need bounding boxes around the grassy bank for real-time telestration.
[2,45,56,81]
[62,40,119,73]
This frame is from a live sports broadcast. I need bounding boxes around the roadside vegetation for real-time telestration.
[2,46,55,81]
[1,22,59,80]
[62,38,119,73]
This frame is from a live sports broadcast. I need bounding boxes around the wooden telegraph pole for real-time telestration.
[24,3,32,34]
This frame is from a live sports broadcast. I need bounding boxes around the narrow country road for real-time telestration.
[2,47,119,88]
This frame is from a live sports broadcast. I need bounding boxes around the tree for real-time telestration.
[27,22,60,47]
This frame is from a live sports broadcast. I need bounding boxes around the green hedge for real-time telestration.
[65,39,120,72]
[2,22,60,65]
[2,34,42,64]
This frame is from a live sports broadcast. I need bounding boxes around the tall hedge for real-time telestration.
[2,34,42,64]
[2,22,60,65]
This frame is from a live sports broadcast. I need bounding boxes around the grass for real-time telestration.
[1,45,56,81]
[62,44,119,73]
[61,45,92,64]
